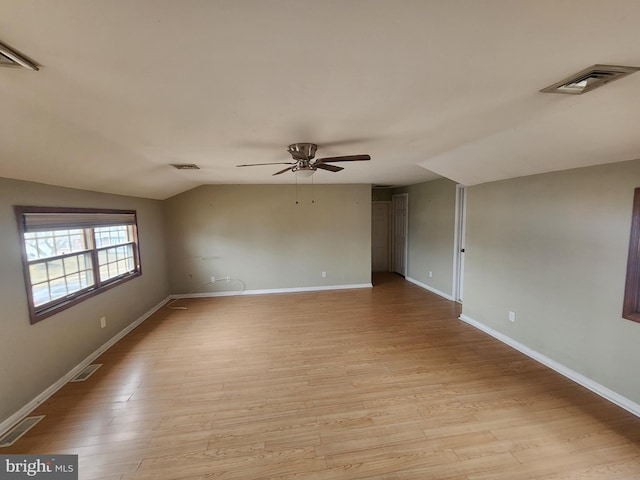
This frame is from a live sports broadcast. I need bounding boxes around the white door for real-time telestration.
[392,193,408,276]
[454,185,466,302]
[371,202,391,272]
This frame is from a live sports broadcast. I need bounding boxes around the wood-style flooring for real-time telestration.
[3,273,640,479]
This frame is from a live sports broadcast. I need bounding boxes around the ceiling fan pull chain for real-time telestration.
[311,175,315,204]
[295,174,299,205]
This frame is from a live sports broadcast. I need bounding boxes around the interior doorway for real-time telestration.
[392,193,408,277]
[371,202,391,272]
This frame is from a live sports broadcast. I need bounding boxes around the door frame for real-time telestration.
[453,185,466,302]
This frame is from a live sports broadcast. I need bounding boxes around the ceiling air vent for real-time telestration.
[540,64,640,95]
[0,41,38,71]
[170,164,200,170]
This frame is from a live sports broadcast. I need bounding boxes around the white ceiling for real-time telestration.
[1,0,639,200]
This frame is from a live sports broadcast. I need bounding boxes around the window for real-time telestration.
[623,188,640,323]
[15,206,141,324]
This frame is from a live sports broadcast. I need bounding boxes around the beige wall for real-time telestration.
[394,179,458,296]
[462,159,640,404]
[7,157,640,427]
[0,177,170,423]
[164,184,371,293]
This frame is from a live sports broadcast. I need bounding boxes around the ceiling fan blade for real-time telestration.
[237,162,294,167]
[273,166,294,176]
[315,163,344,172]
[316,138,372,148]
[315,154,371,163]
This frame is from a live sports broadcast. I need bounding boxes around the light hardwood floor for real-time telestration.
[3,273,640,479]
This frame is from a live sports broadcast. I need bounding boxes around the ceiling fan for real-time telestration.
[237,143,371,177]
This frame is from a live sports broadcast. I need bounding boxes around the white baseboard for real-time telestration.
[405,276,454,301]
[0,295,170,437]
[172,283,373,299]
[459,314,640,418]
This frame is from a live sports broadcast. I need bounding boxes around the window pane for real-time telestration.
[32,283,51,307]
[37,237,55,258]
[25,239,38,260]
[55,235,70,253]
[25,229,88,260]
[117,260,127,274]
[49,277,67,301]
[80,270,94,288]
[29,262,48,284]
[94,226,130,248]
[78,254,90,270]
[29,253,95,308]
[97,233,110,248]
[65,273,82,294]
[99,265,109,281]
[70,234,85,251]
[47,259,64,280]
[99,244,134,282]
[64,256,79,274]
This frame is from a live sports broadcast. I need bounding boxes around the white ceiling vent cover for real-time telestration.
[70,363,102,382]
[540,64,640,95]
[170,164,200,170]
[0,415,45,447]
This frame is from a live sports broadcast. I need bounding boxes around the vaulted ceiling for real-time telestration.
[1,1,639,199]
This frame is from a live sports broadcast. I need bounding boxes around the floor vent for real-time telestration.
[0,415,45,447]
[70,363,102,382]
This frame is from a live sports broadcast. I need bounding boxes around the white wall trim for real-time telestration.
[172,283,373,299]
[459,314,640,418]
[0,295,170,437]
[406,276,454,301]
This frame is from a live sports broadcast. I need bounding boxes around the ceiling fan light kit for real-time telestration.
[295,168,316,178]
[237,142,370,177]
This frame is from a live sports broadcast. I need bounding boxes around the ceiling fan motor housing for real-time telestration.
[288,143,317,161]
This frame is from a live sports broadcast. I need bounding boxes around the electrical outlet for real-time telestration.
[225,276,230,282]
[508,311,516,323]
[100,316,106,328]
[211,276,216,283]
[321,271,327,278]
[429,271,433,278]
